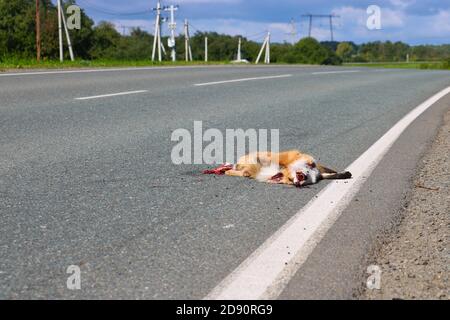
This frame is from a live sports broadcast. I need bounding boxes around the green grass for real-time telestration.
[0,58,230,71]
[344,61,450,70]
[2,58,449,72]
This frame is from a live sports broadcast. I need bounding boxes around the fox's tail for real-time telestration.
[321,171,352,180]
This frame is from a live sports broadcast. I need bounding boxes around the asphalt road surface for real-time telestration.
[0,65,449,299]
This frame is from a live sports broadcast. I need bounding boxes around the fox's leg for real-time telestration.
[225,169,255,178]
[225,169,245,177]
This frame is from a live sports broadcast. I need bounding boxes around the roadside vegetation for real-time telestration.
[344,60,450,70]
[1,0,449,70]
[338,41,450,70]
[0,58,227,70]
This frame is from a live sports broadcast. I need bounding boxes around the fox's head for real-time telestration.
[289,159,320,187]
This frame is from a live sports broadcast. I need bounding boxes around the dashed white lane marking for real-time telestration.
[311,70,361,75]
[75,90,148,100]
[194,74,293,86]
[205,86,450,300]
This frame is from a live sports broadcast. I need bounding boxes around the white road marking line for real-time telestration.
[0,65,310,78]
[75,90,148,100]
[194,74,293,86]
[311,70,361,75]
[372,69,397,72]
[0,65,222,77]
[205,86,450,300]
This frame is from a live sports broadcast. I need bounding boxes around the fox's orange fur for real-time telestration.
[225,150,351,187]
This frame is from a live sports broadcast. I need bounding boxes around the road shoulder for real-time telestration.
[364,109,449,300]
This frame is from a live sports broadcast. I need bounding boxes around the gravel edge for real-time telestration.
[363,109,450,300]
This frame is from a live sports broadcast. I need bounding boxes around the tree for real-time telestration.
[0,0,36,58]
[336,42,354,61]
[89,21,120,59]
[113,28,153,60]
[291,37,341,65]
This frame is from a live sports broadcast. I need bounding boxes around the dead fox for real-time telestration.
[221,150,352,187]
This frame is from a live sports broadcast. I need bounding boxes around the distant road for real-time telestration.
[0,65,449,299]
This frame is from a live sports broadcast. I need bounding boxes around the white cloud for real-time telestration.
[389,0,414,9]
[85,1,450,44]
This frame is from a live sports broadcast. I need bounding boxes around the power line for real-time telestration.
[76,0,152,16]
[244,30,268,41]
[187,24,267,42]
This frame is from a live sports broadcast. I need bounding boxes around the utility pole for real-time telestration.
[57,0,74,62]
[36,0,41,62]
[164,4,179,62]
[301,14,339,41]
[184,19,193,62]
[61,2,74,61]
[265,32,270,64]
[237,37,242,61]
[255,32,270,64]
[152,0,163,62]
[204,36,208,62]
[58,0,63,62]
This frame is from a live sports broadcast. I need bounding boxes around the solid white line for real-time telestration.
[205,86,450,300]
[194,74,292,86]
[0,66,220,77]
[75,90,148,100]
[311,70,361,75]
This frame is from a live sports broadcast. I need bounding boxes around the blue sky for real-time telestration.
[74,0,450,44]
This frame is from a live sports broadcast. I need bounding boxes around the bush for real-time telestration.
[323,54,343,66]
[349,56,368,63]
[290,37,341,65]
